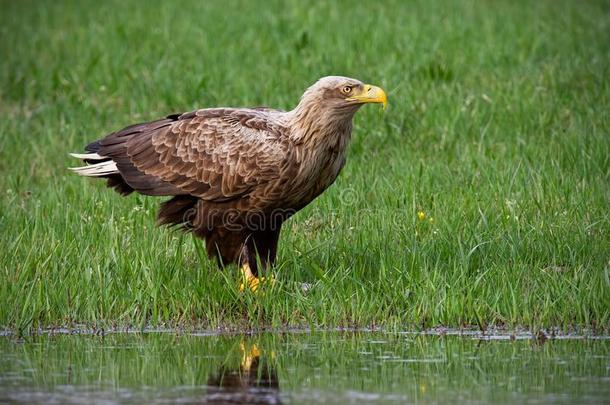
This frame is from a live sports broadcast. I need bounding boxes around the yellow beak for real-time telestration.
[347,84,388,109]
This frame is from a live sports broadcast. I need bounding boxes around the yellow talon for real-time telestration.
[239,263,274,292]
[239,275,260,292]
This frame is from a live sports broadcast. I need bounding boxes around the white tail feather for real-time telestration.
[69,152,106,160]
[69,160,119,177]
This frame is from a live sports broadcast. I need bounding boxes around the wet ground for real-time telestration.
[0,330,608,404]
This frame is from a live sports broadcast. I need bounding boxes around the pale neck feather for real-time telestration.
[285,94,360,150]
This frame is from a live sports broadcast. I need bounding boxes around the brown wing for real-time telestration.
[93,108,289,201]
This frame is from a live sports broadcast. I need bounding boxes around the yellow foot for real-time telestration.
[239,275,275,292]
[239,263,275,292]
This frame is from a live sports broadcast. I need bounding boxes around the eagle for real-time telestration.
[70,76,387,291]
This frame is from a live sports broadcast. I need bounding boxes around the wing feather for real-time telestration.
[95,108,289,202]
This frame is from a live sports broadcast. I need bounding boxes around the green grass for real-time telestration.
[0,0,608,334]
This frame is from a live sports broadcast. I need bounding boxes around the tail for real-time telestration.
[68,153,119,177]
[69,114,186,197]
[69,150,134,195]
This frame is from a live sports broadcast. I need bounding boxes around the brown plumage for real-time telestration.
[70,76,387,286]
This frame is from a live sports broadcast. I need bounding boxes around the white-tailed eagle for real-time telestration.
[70,76,387,290]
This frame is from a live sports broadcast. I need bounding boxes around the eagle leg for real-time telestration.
[239,262,259,292]
[238,242,276,293]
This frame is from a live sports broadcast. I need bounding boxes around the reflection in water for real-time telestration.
[0,331,608,404]
[206,342,280,404]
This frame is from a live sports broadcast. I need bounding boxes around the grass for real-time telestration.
[0,0,608,334]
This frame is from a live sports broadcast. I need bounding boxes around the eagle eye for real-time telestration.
[341,86,353,95]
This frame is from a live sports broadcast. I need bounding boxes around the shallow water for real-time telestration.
[0,331,608,404]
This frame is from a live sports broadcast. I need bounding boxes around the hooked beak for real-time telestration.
[347,84,388,109]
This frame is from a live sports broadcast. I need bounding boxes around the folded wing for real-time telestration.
[72,108,289,202]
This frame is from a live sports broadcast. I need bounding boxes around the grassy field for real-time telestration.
[0,0,608,334]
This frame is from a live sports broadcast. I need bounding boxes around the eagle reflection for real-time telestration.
[205,342,280,404]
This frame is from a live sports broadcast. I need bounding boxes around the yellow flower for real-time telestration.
[417,211,426,221]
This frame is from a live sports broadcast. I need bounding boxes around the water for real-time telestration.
[0,331,608,404]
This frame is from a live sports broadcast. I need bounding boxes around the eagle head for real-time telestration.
[301,76,387,113]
